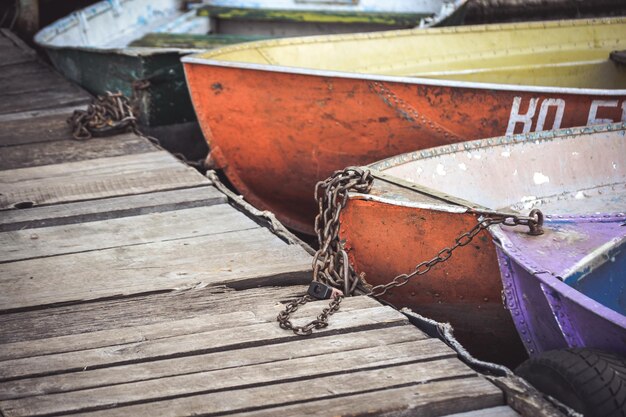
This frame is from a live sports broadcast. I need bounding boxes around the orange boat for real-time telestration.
[182,17,626,234]
[338,123,626,365]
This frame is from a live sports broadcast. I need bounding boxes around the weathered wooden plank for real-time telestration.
[0,285,299,344]
[0,224,311,310]
[0,87,89,115]
[0,30,36,56]
[0,305,404,381]
[236,378,505,417]
[0,69,78,96]
[0,325,423,399]
[0,106,84,146]
[0,294,380,361]
[0,61,48,81]
[0,50,37,69]
[444,406,520,417]
[0,227,312,311]
[0,204,261,263]
[0,186,226,232]
[0,134,155,170]
[39,361,490,417]
[0,339,455,416]
[0,152,207,209]
[0,294,381,360]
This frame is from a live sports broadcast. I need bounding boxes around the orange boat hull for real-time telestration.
[339,198,527,365]
[183,63,626,233]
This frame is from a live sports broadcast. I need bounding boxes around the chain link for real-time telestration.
[277,167,544,335]
[68,91,137,140]
[67,90,204,169]
[277,295,343,336]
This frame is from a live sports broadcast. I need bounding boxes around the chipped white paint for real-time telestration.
[533,172,550,185]
[506,97,538,136]
[507,97,625,136]
[588,100,620,125]
[535,98,565,131]
[374,123,626,215]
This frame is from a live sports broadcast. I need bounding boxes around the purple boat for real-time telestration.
[486,122,626,417]
[492,214,626,358]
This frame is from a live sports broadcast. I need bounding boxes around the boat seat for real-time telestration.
[129,33,269,49]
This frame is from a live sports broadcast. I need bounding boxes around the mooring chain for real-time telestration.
[277,167,373,335]
[68,91,138,140]
[277,167,544,336]
[67,91,203,169]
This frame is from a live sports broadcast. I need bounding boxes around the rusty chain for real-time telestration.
[277,166,544,336]
[67,90,203,169]
[68,91,138,140]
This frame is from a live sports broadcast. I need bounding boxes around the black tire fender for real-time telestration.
[516,349,626,417]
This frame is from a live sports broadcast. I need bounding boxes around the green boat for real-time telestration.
[34,0,469,132]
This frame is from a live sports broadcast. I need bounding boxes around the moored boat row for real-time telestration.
[33,6,626,416]
[35,0,467,127]
[183,17,626,233]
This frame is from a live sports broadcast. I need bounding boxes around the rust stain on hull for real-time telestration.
[184,62,625,233]
[339,198,527,365]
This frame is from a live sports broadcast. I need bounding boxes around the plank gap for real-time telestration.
[0,226,261,265]
[0,321,409,383]
[37,375,480,417]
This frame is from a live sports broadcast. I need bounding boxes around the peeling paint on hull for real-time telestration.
[183,17,626,233]
[339,123,626,364]
[35,0,467,126]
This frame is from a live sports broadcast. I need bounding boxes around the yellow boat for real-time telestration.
[183,18,626,233]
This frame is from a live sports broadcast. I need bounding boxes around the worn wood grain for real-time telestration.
[0,294,381,361]
[0,339,455,416]
[0,325,423,399]
[0,204,262,263]
[0,61,49,82]
[0,87,89,115]
[0,305,405,381]
[0,226,312,312]
[0,285,300,344]
[0,106,85,146]
[0,152,207,209]
[0,50,37,69]
[0,30,36,56]
[0,134,156,170]
[50,361,486,417]
[237,377,505,417]
[0,186,226,232]
[0,70,79,96]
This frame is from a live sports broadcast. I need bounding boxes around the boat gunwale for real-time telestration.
[347,123,626,216]
[182,16,626,95]
[33,2,203,56]
[350,170,490,214]
[182,55,626,95]
[369,122,626,171]
[490,217,626,328]
[34,0,468,57]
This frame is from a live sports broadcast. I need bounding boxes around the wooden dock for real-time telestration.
[0,29,541,417]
